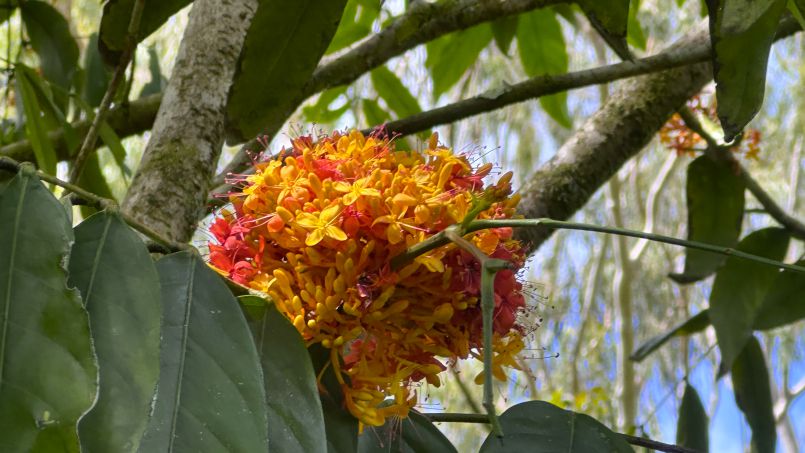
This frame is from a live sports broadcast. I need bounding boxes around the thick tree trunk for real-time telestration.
[515,25,712,252]
[122,0,257,242]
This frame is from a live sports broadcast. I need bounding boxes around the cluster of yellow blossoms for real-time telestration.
[209,130,528,426]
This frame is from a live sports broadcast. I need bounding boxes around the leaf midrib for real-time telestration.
[0,175,28,389]
[167,254,196,452]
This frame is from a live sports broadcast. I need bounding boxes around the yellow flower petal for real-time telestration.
[305,228,325,246]
[325,225,348,242]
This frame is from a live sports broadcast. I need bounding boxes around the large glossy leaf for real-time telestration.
[708,0,786,140]
[225,0,348,142]
[370,66,422,119]
[68,212,161,453]
[676,383,708,452]
[426,24,492,99]
[630,309,710,362]
[139,252,268,452]
[99,0,193,65]
[709,228,789,372]
[731,337,775,453]
[670,156,744,283]
[479,401,633,452]
[357,410,456,453]
[753,258,805,330]
[14,68,57,174]
[516,9,571,127]
[247,297,327,453]
[576,0,631,58]
[0,169,97,452]
[309,344,359,453]
[20,1,79,91]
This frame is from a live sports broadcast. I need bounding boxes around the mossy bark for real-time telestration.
[122,0,257,243]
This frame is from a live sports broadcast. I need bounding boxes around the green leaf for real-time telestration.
[630,310,710,362]
[577,0,631,58]
[302,87,350,124]
[140,252,269,452]
[247,298,327,453]
[626,0,647,50]
[357,410,457,453]
[99,0,193,65]
[491,15,518,55]
[517,9,572,127]
[20,0,79,91]
[370,66,422,119]
[98,121,131,178]
[0,1,19,25]
[15,68,57,174]
[676,383,709,452]
[139,46,164,98]
[753,258,805,330]
[0,169,97,453]
[709,228,789,372]
[309,344,359,453]
[731,337,776,453]
[326,0,379,54]
[426,24,492,99]
[670,156,745,283]
[479,401,633,452]
[225,0,348,142]
[83,33,112,107]
[708,0,787,140]
[238,294,268,321]
[362,98,389,127]
[69,212,161,453]
[787,0,805,36]
[76,153,117,217]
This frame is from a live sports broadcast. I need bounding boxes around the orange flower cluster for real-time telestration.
[208,130,528,426]
[660,96,761,159]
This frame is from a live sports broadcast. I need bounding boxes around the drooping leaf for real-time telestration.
[247,298,327,453]
[576,0,631,58]
[426,24,492,99]
[139,46,164,99]
[69,212,161,453]
[370,66,422,119]
[357,410,457,453]
[0,169,97,453]
[670,156,745,283]
[99,0,193,65]
[309,344,359,453]
[362,99,389,128]
[83,33,112,107]
[303,86,350,124]
[18,65,79,155]
[491,15,518,55]
[15,68,57,174]
[676,383,709,452]
[627,0,647,50]
[708,0,787,140]
[98,121,131,178]
[326,0,380,54]
[479,401,633,452]
[630,309,710,362]
[225,0,348,142]
[139,252,269,452]
[0,1,19,25]
[517,9,572,127]
[76,153,117,217]
[753,258,805,330]
[731,337,776,453]
[709,228,789,372]
[788,0,805,30]
[20,0,79,91]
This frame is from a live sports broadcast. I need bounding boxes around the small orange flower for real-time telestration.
[295,203,348,246]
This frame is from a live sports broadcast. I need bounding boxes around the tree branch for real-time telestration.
[68,0,145,184]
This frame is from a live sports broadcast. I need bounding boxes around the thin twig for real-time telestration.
[68,0,145,184]
[422,413,699,453]
[678,108,805,240]
[0,156,188,252]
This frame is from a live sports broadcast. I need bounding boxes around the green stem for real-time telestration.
[0,156,188,252]
[480,259,509,437]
